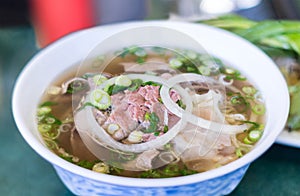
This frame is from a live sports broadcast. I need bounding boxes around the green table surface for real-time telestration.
[1,4,300,195]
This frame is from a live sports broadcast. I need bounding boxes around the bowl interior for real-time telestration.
[12,21,289,186]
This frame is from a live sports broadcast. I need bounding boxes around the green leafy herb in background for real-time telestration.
[199,14,300,58]
[199,14,300,132]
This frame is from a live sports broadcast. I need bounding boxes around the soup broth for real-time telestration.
[37,46,266,178]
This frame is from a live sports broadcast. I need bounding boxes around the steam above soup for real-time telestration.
[36,46,265,178]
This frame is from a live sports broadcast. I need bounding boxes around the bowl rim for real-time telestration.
[12,20,290,187]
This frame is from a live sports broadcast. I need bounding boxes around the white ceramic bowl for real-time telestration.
[12,21,289,196]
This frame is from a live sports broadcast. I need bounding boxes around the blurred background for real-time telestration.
[1,0,300,195]
[1,0,299,46]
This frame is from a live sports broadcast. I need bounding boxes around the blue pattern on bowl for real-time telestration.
[53,164,249,196]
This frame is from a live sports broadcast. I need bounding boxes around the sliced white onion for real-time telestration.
[160,73,248,134]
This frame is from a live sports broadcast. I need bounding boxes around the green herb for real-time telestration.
[112,85,128,94]
[118,46,147,63]
[39,101,58,107]
[200,14,300,57]
[59,154,98,170]
[242,120,263,132]
[78,102,100,111]
[142,81,161,87]
[136,56,145,64]
[288,84,300,130]
[106,79,161,95]
[139,164,197,178]
[128,79,143,91]
[77,160,97,170]
[176,99,186,109]
[144,112,160,133]
[163,125,169,133]
[140,169,162,178]
[110,166,123,174]
[105,84,127,95]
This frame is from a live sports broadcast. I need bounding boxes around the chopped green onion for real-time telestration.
[248,130,262,142]
[244,130,262,144]
[231,95,245,105]
[187,66,197,72]
[136,57,145,64]
[169,58,183,68]
[144,112,151,121]
[92,162,110,174]
[243,136,253,144]
[242,86,257,95]
[93,74,107,86]
[252,104,266,115]
[40,101,57,107]
[224,68,235,74]
[127,45,139,53]
[186,51,198,59]
[37,106,52,116]
[115,75,132,87]
[134,48,147,57]
[91,89,111,110]
[45,117,56,124]
[127,79,143,91]
[164,143,172,150]
[235,148,243,157]
[198,66,211,76]
[38,124,52,133]
[242,120,261,131]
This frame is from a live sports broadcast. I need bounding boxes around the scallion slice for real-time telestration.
[91,89,111,110]
[248,130,262,142]
[115,75,132,87]
[252,104,266,115]
[37,106,51,116]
